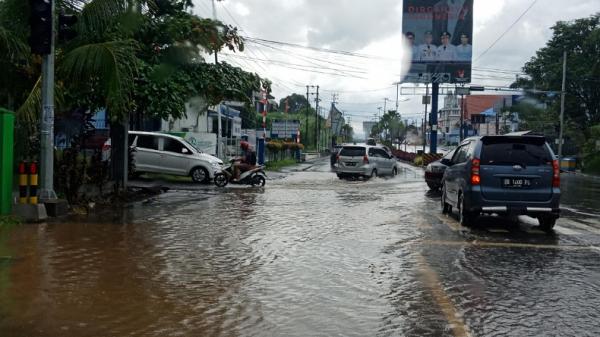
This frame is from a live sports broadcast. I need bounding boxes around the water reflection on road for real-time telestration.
[0,160,599,337]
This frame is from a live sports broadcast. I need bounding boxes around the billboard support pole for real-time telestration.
[423,84,428,154]
[430,82,439,154]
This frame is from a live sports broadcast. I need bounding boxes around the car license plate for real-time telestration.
[502,178,531,188]
[345,162,356,166]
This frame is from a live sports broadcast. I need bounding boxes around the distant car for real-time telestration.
[336,144,398,179]
[441,135,560,230]
[425,148,456,190]
[330,145,343,166]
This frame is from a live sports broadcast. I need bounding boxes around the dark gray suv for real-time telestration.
[440,135,560,230]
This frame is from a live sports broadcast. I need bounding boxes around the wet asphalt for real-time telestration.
[0,158,599,337]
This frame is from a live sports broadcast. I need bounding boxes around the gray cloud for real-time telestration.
[194,0,598,136]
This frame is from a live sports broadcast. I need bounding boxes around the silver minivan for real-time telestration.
[335,144,398,179]
[130,131,223,183]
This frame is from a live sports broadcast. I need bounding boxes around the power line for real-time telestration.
[222,53,368,75]
[474,0,539,64]
[244,36,399,61]
[247,39,371,77]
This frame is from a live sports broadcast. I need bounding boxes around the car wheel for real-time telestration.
[441,185,451,214]
[337,174,345,180]
[190,167,209,183]
[538,216,556,231]
[459,194,476,227]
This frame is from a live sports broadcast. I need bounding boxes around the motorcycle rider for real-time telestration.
[233,141,257,181]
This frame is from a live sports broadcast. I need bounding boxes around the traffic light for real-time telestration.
[58,12,78,41]
[28,0,53,55]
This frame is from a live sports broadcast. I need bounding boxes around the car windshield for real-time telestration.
[339,146,366,157]
[481,138,552,166]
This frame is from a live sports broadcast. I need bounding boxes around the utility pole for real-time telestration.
[497,97,504,135]
[430,83,439,154]
[459,93,465,141]
[383,98,389,115]
[315,85,320,152]
[395,82,400,115]
[305,85,310,147]
[423,84,429,153]
[212,0,218,64]
[39,0,57,202]
[558,50,567,164]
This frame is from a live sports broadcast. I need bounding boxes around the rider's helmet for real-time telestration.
[240,141,250,151]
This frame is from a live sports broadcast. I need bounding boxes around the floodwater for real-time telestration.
[1,159,599,336]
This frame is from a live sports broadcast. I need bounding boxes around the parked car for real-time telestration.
[330,145,343,166]
[335,144,398,179]
[425,148,456,190]
[441,135,560,229]
[103,131,223,183]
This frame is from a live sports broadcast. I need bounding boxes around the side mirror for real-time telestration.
[182,148,190,154]
[440,158,452,166]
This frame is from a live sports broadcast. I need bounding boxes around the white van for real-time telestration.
[126,131,223,183]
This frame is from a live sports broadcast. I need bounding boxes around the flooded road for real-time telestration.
[1,159,599,336]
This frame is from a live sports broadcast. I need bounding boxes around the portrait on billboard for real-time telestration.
[402,0,473,84]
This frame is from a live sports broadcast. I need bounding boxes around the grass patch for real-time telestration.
[265,158,297,171]
[0,215,20,229]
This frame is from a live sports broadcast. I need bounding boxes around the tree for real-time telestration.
[512,13,600,154]
[370,110,405,147]
[0,0,271,194]
[279,93,308,113]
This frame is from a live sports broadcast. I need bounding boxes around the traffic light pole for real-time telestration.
[430,83,439,154]
[39,0,57,201]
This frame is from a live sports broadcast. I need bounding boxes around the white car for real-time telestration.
[335,144,398,179]
[102,131,223,183]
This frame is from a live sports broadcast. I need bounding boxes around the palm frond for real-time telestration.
[61,39,139,121]
[16,77,42,132]
[0,26,29,62]
[78,0,128,39]
[15,76,66,126]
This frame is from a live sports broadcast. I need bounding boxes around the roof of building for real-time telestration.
[461,95,504,118]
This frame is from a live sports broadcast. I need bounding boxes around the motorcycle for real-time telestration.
[214,159,267,187]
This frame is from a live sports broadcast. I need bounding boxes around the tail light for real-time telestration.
[363,155,369,164]
[470,158,481,185]
[552,159,560,187]
[336,154,340,162]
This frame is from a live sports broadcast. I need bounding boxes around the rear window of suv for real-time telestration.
[480,137,552,167]
[339,146,366,157]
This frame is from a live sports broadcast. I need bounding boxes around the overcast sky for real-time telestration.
[192,0,598,138]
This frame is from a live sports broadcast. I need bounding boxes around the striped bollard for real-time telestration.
[18,161,27,204]
[29,162,38,205]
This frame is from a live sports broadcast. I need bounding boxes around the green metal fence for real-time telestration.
[0,108,15,215]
